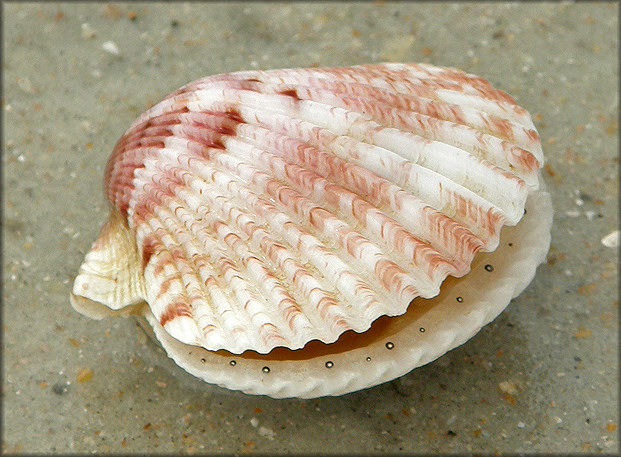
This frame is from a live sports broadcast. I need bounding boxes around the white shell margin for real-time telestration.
[144,180,552,398]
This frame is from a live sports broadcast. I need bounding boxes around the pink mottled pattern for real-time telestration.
[101,63,542,353]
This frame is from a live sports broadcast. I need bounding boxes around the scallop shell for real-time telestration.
[71,62,551,397]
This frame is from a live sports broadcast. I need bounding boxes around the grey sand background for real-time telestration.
[2,2,618,454]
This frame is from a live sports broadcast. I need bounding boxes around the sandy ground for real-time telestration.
[2,2,618,454]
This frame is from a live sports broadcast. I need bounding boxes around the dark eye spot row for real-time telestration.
[194,314,474,374]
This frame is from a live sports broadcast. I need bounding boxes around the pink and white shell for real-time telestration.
[70,63,550,396]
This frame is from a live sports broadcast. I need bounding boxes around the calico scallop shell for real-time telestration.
[71,62,552,397]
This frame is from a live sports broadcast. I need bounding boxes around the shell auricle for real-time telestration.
[71,63,552,398]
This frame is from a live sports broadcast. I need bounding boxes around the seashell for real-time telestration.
[71,63,552,398]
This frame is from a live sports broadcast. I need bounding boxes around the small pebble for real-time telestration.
[257,426,276,440]
[76,368,93,383]
[52,382,69,395]
[517,421,526,428]
[102,41,120,55]
[601,230,619,248]
[498,380,519,395]
[81,23,96,39]
[250,417,259,428]
[17,77,35,94]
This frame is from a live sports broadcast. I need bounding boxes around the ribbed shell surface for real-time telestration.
[74,63,543,354]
